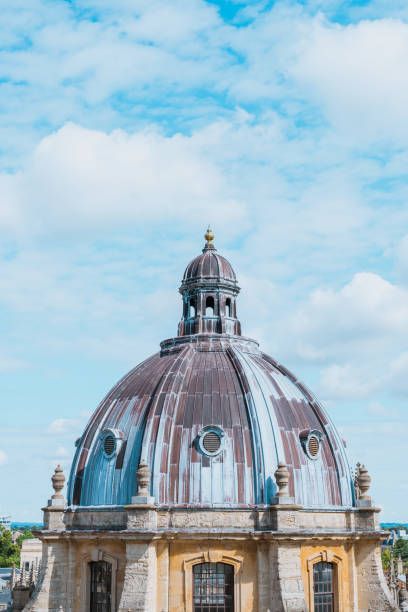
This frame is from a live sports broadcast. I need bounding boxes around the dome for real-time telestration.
[182,242,237,287]
[67,231,354,509]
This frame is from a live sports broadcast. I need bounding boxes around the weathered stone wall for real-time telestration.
[355,540,396,611]
[24,540,69,612]
[24,506,394,612]
[269,541,308,612]
[64,509,127,530]
[117,542,156,612]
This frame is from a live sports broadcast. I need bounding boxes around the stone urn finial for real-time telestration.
[51,465,66,499]
[136,459,151,497]
[274,461,290,498]
[356,464,371,501]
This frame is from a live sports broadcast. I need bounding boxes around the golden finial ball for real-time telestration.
[205,227,214,243]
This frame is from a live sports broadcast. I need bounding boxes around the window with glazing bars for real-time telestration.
[193,562,234,612]
[313,561,334,612]
[90,561,112,612]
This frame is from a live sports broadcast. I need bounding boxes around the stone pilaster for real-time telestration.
[117,541,157,612]
[24,540,69,612]
[156,540,169,612]
[257,542,271,612]
[269,541,307,612]
[65,540,76,612]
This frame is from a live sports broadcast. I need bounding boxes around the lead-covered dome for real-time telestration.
[182,245,237,286]
[67,231,354,509]
[181,226,237,288]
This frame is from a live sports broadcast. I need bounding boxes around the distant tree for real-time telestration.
[16,528,34,548]
[0,526,19,567]
[394,538,408,564]
[382,549,391,571]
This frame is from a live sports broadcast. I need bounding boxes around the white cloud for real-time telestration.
[283,272,408,400]
[0,356,28,372]
[319,363,382,400]
[47,418,81,435]
[396,234,408,283]
[1,123,246,237]
[366,401,400,419]
[292,18,408,141]
[0,451,8,467]
[292,272,408,355]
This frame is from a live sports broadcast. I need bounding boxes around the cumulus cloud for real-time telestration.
[396,234,408,283]
[0,451,8,467]
[292,18,408,141]
[291,273,408,355]
[47,418,81,435]
[1,123,246,238]
[281,273,408,400]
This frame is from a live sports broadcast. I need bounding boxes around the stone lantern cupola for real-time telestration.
[177,227,241,336]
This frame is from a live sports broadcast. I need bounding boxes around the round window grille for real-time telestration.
[104,435,115,457]
[202,431,221,454]
[307,435,320,457]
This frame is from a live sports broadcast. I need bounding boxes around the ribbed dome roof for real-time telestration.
[182,243,237,286]
[67,232,354,510]
[68,334,354,509]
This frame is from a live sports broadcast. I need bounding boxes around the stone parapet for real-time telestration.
[64,506,127,530]
[125,507,158,530]
[54,504,386,534]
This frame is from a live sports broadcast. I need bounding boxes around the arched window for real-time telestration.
[189,300,196,318]
[193,563,234,612]
[225,298,231,317]
[313,561,334,611]
[205,296,215,316]
[90,560,112,612]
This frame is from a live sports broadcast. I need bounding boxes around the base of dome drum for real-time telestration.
[270,496,296,505]
[130,495,155,505]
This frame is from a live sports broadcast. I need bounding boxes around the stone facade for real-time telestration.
[23,501,397,612]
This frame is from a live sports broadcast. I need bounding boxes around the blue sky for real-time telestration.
[1,0,408,521]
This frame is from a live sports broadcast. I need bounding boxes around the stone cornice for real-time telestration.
[36,528,387,543]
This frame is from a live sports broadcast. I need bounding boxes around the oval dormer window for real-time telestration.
[103,435,116,457]
[203,431,221,453]
[299,429,322,461]
[197,426,225,457]
[307,435,320,458]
